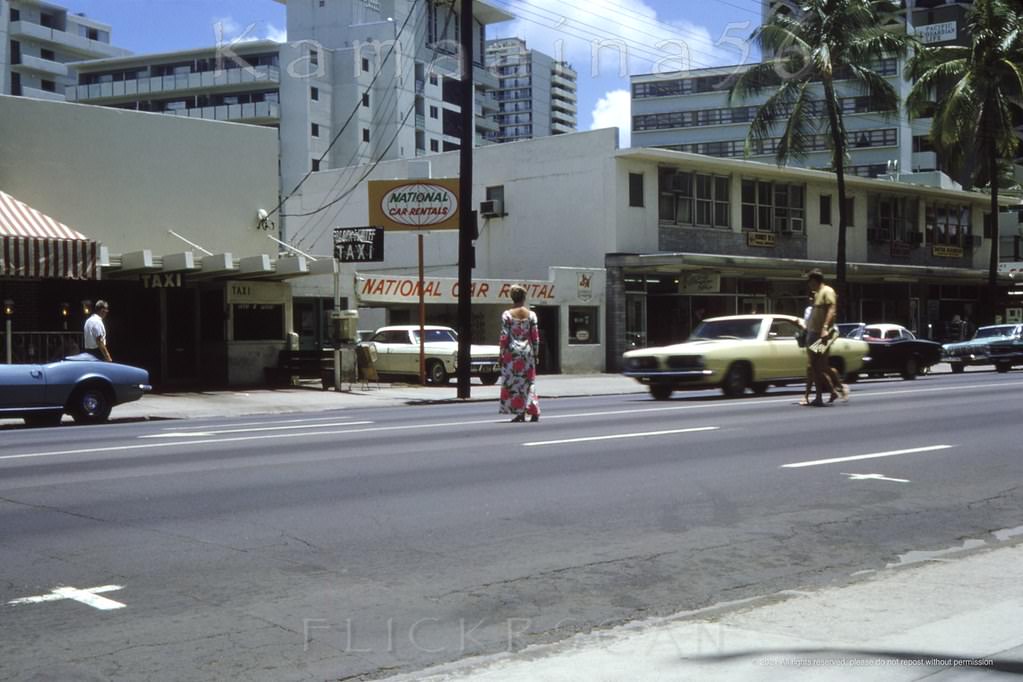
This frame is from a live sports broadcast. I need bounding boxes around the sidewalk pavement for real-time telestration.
[386,538,1023,682]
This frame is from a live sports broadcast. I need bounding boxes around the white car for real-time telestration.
[359,325,501,385]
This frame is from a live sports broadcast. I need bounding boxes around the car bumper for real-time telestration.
[623,369,716,385]
[468,361,500,376]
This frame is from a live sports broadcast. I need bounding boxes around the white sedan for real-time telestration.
[359,325,501,385]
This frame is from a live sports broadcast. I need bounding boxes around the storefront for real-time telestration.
[350,267,605,373]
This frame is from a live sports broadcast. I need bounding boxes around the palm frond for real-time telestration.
[775,81,818,163]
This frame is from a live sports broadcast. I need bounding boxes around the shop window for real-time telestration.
[233,304,284,341]
[569,307,599,345]
[628,172,644,207]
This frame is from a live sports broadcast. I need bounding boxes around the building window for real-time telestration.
[310,50,319,66]
[362,128,370,142]
[430,105,438,119]
[868,194,918,243]
[362,92,370,107]
[820,194,832,225]
[429,73,438,86]
[741,179,805,233]
[926,203,972,247]
[659,169,730,228]
[628,173,644,207]
[9,8,19,21]
[312,158,320,171]
[233,304,284,341]
[569,307,599,344]
[362,57,370,72]
[310,86,319,101]
[430,139,439,152]
[40,80,56,93]
[845,197,856,226]
[40,48,55,61]
[311,123,319,137]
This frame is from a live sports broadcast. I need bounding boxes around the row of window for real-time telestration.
[633,96,892,132]
[78,53,280,85]
[632,59,899,99]
[657,128,898,158]
[110,89,280,113]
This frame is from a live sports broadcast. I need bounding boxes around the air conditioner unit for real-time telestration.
[480,199,503,217]
[790,218,803,233]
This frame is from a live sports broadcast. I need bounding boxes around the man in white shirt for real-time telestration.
[83,300,112,362]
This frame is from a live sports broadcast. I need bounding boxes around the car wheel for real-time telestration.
[996,362,1012,374]
[721,364,748,398]
[69,383,113,423]
[25,412,62,427]
[751,382,769,396]
[479,372,499,385]
[950,362,965,374]
[427,360,449,385]
[901,355,919,380]
[649,384,673,401]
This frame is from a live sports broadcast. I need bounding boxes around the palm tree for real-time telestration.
[907,0,1023,322]
[729,0,913,318]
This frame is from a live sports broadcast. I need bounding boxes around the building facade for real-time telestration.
[280,128,1017,374]
[485,37,577,143]
[1,0,127,100]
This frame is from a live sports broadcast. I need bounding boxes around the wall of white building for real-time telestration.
[0,95,279,257]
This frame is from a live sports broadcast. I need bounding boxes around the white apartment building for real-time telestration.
[67,0,512,236]
[485,37,577,142]
[0,0,126,100]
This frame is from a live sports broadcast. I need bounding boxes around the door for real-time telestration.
[0,364,47,408]
[163,288,200,386]
[762,317,804,379]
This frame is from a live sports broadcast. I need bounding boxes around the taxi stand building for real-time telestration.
[284,128,1018,374]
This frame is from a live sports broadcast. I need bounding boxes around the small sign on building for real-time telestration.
[367,178,460,231]
[917,21,957,45]
[932,244,964,258]
[747,232,776,248]
[333,227,384,262]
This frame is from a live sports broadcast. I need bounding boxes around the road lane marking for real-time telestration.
[8,585,125,610]
[140,421,374,438]
[523,426,719,447]
[782,445,953,469]
[162,416,360,430]
[842,473,911,483]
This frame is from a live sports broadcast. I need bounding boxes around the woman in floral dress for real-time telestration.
[499,284,540,422]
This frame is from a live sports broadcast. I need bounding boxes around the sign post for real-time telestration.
[332,227,385,390]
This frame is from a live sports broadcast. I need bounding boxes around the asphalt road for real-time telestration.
[2,372,1023,681]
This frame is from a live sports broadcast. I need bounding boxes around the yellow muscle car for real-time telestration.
[622,314,869,399]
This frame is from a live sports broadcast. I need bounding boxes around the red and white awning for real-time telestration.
[0,190,98,280]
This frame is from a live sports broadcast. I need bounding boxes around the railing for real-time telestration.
[0,332,84,364]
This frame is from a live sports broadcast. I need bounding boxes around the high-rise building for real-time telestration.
[485,37,577,142]
[0,0,127,100]
[66,0,512,213]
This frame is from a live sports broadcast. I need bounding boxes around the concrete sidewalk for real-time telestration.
[383,537,1023,681]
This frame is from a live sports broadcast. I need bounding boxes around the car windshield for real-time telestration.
[974,325,1017,339]
[690,318,762,341]
[413,329,458,343]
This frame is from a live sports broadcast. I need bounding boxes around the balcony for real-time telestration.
[552,72,576,90]
[68,65,281,103]
[475,115,500,132]
[12,54,68,78]
[552,120,576,135]
[19,85,66,102]
[8,21,128,59]
[551,98,577,115]
[163,101,280,124]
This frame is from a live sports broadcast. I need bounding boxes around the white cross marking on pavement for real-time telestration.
[841,473,910,483]
[8,585,126,610]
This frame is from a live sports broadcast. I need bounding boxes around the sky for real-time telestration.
[62,0,763,147]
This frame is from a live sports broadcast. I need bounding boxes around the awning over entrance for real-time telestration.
[0,190,98,280]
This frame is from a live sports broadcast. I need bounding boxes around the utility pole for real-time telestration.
[456,0,474,399]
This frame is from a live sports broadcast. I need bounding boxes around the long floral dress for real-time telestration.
[499,309,540,417]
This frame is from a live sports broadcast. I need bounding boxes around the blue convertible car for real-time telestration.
[943,324,1023,374]
[0,354,151,426]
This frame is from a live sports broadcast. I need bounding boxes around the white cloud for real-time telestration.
[591,89,632,148]
[213,16,286,44]
[491,0,751,78]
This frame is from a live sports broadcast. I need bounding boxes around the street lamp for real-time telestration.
[3,299,13,365]
[81,300,92,317]
[60,302,71,331]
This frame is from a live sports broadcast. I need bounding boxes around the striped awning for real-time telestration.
[0,190,98,280]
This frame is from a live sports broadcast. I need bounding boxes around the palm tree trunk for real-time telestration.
[987,131,1000,324]
[823,78,850,320]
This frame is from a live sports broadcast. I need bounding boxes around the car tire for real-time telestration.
[751,382,769,395]
[649,384,673,401]
[950,362,965,374]
[901,355,919,380]
[427,360,449,385]
[25,412,62,427]
[479,372,499,385]
[69,383,113,424]
[996,362,1012,374]
[721,364,749,398]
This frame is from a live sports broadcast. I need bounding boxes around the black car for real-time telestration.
[846,323,943,380]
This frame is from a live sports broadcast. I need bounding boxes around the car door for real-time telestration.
[763,318,804,379]
[0,364,47,409]
[368,331,398,374]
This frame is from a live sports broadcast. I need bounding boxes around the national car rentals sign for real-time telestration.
[368,178,460,231]
[356,275,556,304]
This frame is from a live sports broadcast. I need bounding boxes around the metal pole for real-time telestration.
[333,260,341,391]
[456,0,474,399]
[419,234,426,385]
